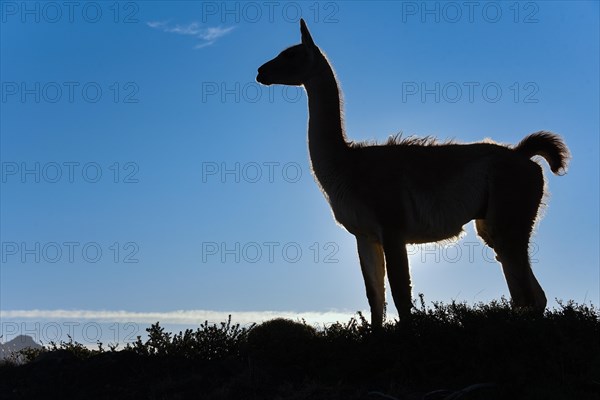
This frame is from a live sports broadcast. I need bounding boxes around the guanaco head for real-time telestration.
[256,19,318,86]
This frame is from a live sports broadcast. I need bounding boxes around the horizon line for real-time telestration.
[0,309,369,326]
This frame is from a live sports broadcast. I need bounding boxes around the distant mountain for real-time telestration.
[0,335,42,361]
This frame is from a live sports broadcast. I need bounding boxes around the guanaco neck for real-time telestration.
[303,52,350,195]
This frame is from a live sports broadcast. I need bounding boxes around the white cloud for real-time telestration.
[0,309,367,326]
[146,20,169,29]
[199,26,235,41]
[147,20,234,49]
[194,42,214,49]
[165,22,201,36]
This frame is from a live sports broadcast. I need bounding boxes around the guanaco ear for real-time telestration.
[300,18,315,48]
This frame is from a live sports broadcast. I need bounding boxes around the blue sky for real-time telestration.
[1,1,598,345]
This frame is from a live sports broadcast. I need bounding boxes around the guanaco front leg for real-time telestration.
[356,237,385,328]
[382,236,412,321]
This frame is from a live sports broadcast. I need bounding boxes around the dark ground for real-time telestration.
[1,300,598,400]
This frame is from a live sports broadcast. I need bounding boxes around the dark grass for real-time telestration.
[1,297,598,399]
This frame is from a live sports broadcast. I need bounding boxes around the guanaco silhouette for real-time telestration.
[256,19,570,328]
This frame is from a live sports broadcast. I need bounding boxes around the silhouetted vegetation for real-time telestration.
[1,298,598,399]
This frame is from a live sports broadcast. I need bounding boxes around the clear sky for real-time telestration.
[1,1,598,346]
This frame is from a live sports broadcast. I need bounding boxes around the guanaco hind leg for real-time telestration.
[494,240,547,312]
[476,215,546,312]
